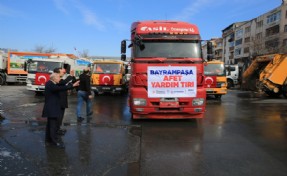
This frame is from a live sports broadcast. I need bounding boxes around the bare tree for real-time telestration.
[45,46,57,53]
[33,45,57,53]
[34,45,45,53]
[78,49,90,58]
[250,37,266,56]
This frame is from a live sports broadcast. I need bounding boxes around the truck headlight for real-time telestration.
[133,98,146,106]
[192,98,204,106]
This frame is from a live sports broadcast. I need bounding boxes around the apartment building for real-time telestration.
[222,0,287,66]
[202,38,223,61]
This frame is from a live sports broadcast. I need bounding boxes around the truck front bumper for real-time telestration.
[92,86,123,94]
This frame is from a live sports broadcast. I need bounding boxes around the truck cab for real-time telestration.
[204,60,227,99]
[121,20,206,119]
[91,60,128,94]
[25,57,92,93]
[225,64,239,88]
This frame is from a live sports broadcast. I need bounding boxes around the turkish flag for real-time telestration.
[99,74,114,85]
[204,76,217,88]
[35,73,50,85]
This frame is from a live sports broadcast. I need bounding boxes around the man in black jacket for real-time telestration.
[53,67,76,135]
[42,73,79,148]
[76,68,93,122]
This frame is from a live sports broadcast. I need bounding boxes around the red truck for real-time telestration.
[121,20,208,119]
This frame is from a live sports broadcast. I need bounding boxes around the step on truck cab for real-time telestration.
[121,20,208,119]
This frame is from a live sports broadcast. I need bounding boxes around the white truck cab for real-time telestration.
[225,64,239,88]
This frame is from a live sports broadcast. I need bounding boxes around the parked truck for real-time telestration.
[204,60,227,99]
[91,59,128,94]
[242,54,287,97]
[0,51,37,85]
[225,64,239,89]
[120,20,208,119]
[25,54,92,93]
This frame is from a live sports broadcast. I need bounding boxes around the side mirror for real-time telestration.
[207,41,213,54]
[121,54,126,61]
[124,65,129,74]
[24,62,27,72]
[24,59,33,72]
[207,41,213,61]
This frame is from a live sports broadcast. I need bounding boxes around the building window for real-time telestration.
[244,47,249,53]
[245,37,250,43]
[267,11,281,24]
[284,25,287,32]
[235,29,243,38]
[245,26,251,33]
[265,38,279,48]
[234,48,242,56]
[285,10,287,18]
[256,32,262,39]
[235,39,243,46]
[256,20,263,28]
[229,41,234,47]
[283,39,287,47]
[266,25,280,37]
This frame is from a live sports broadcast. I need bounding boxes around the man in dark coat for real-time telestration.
[53,68,76,135]
[42,73,79,148]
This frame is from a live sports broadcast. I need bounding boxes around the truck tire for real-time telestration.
[265,90,281,98]
[0,74,5,85]
[282,85,287,98]
[214,95,222,99]
[227,79,233,89]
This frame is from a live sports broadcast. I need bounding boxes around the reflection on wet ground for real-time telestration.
[1,86,287,175]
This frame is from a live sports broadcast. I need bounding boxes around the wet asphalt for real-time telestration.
[0,85,287,176]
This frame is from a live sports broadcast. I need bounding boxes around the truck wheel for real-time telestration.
[265,90,281,98]
[215,95,222,99]
[282,85,287,98]
[227,80,233,89]
[0,75,5,85]
[35,91,43,96]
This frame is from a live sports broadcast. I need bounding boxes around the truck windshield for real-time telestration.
[93,63,121,74]
[134,40,201,58]
[204,64,226,76]
[27,61,62,74]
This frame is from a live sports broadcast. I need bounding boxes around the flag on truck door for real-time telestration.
[35,73,50,85]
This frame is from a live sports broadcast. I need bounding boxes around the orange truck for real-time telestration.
[243,54,287,97]
[0,51,36,85]
[120,20,209,119]
[91,59,128,94]
[204,60,227,99]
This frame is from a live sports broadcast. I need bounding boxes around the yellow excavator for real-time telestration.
[242,54,287,97]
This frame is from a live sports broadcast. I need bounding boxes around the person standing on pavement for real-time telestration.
[53,67,76,135]
[76,67,93,123]
[42,73,79,148]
